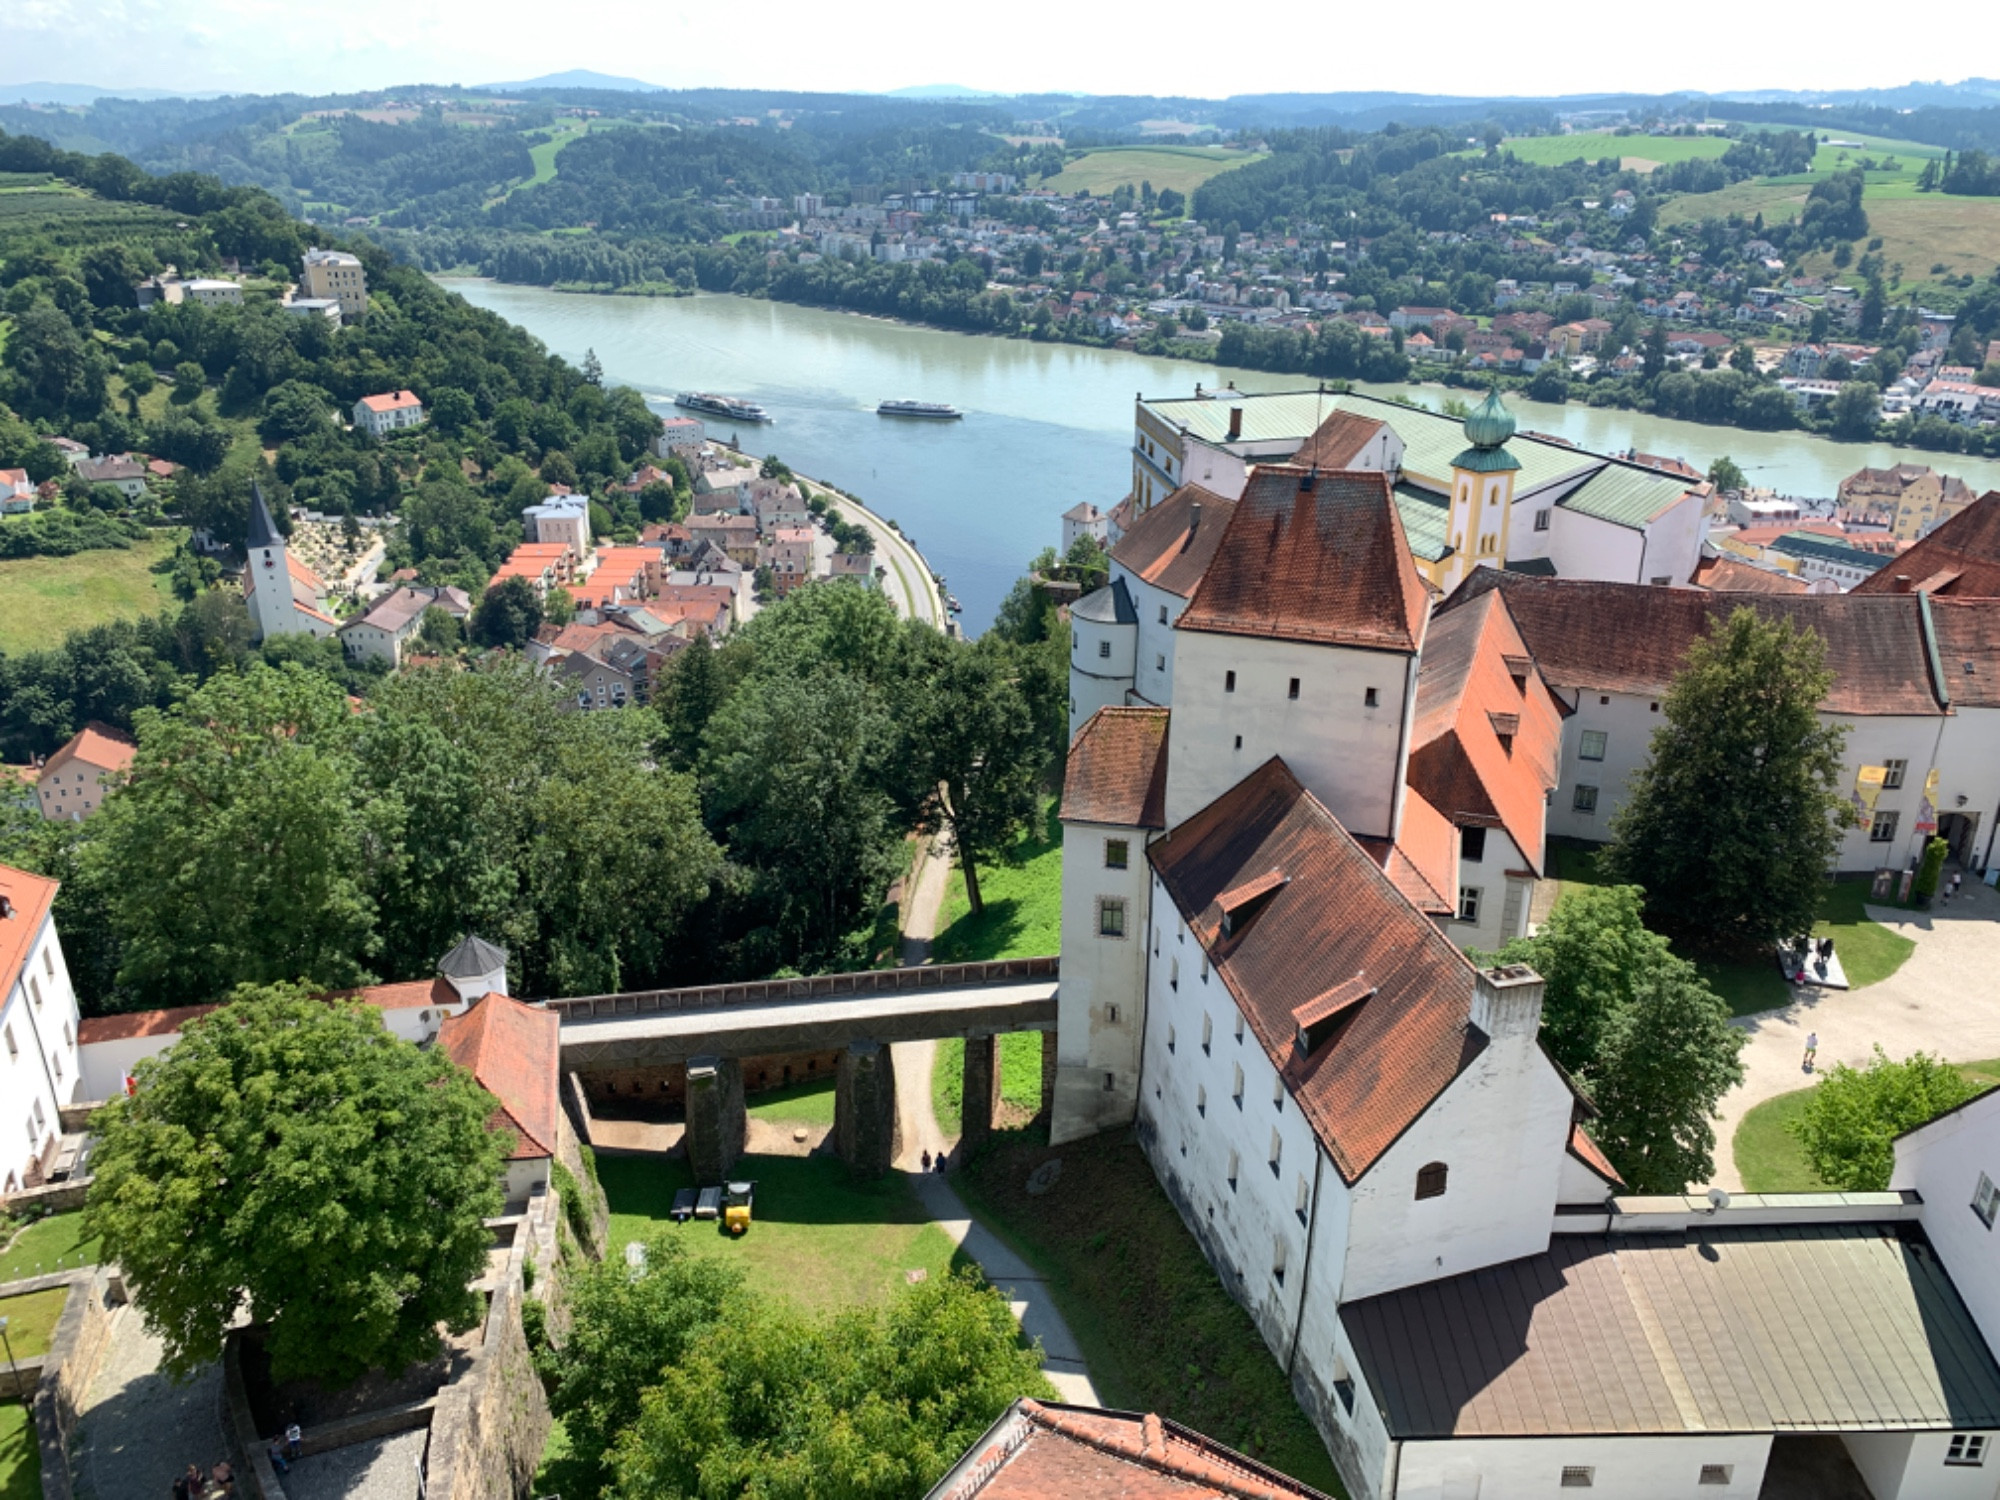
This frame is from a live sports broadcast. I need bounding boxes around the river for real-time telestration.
[442,281,2000,633]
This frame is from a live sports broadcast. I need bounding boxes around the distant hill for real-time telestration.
[484,69,663,93]
[883,84,1010,100]
[0,81,220,105]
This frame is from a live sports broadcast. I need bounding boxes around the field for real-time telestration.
[0,1287,67,1361]
[1042,145,1267,197]
[1495,133,1733,170]
[1733,1057,2000,1192]
[0,532,181,654]
[1824,196,2000,282]
[933,1033,1043,1136]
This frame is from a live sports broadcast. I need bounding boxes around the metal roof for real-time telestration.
[1143,389,1340,445]
[1771,531,1889,570]
[1342,1223,2000,1439]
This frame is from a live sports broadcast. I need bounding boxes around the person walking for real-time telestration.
[920,1149,932,1171]
[1803,1032,1819,1072]
[285,1423,302,1461]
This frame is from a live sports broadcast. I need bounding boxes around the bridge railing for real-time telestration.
[540,955,1059,1021]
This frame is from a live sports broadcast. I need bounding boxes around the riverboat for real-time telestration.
[676,392,773,423]
[877,399,962,420]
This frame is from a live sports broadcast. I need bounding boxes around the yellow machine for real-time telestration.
[722,1180,755,1237]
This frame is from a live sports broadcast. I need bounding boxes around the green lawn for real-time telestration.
[0,533,181,654]
[745,1078,836,1126]
[957,1130,1343,1495]
[0,1402,37,1500]
[0,1287,66,1360]
[1540,844,1912,1018]
[933,1034,1044,1136]
[1493,133,1733,169]
[597,1152,961,1313]
[932,801,1063,964]
[0,1214,99,1283]
[1734,1058,2000,1192]
[1043,146,1267,197]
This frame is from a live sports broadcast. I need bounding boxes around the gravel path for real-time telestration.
[1707,876,2000,1191]
[76,1308,229,1500]
[279,1429,426,1500]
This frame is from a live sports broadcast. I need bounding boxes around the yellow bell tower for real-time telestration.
[1441,388,1522,595]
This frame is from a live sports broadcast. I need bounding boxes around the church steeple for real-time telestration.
[246,482,283,551]
[243,482,301,642]
[1440,389,1522,594]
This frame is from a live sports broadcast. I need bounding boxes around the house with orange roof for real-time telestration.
[0,863,85,1193]
[0,468,31,514]
[438,990,561,1205]
[352,389,426,439]
[490,541,575,599]
[35,722,136,822]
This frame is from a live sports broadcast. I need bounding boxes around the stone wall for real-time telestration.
[24,1268,112,1500]
[425,1228,552,1500]
[0,1181,90,1217]
[574,1047,844,1109]
[554,1088,608,1260]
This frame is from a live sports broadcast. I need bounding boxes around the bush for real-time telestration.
[1790,1047,1983,1190]
[1913,835,1948,902]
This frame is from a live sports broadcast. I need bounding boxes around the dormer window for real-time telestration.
[1217,868,1288,939]
[1291,975,1375,1055]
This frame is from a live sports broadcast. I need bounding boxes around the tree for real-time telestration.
[258,380,329,445]
[1707,454,1747,493]
[83,984,505,1383]
[1829,381,1880,440]
[581,347,604,386]
[1494,884,1662,1076]
[1599,607,1846,955]
[1791,1048,1982,1190]
[1729,342,1757,375]
[1641,323,1668,381]
[469,575,543,649]
[655,631,724,771]
[172,360,206,400]
[417,605,463,655]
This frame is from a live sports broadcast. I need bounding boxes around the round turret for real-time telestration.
[1451,389,1521,474]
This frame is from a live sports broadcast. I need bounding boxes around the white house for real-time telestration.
[438,988,561,1206]
[180,278,242,308]
[654,416,705,455]
[0,864,85,1194]
[1060,501,1110,552]
[300,247,367,320]
[337,584,471,668]
[522,494,592,560]
[353,390,425,438]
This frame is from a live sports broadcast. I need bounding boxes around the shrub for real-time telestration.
[1790,1047,1983,1190]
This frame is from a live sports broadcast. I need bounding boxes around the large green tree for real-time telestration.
[1599,607,1846,955]
[83,985,505,1383]
[1791,1048,1984,1190]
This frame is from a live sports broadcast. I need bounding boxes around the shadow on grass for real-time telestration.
[601,1151,939,1231]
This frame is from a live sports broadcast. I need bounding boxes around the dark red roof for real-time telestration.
[1148,758,1485,1184]
[1568,1121,1623,1186]
[1447,571,1945,717]
[1930,598,2000,709]
[1852,492,2000,599]
[1176,467,1430,655]
[1109,485,1238,600]
[78,1003,219,1044]
[1294,410,1387,470]
[1691,555,1810,595]
[1061,708,1169,829]
[438,993,561,1160]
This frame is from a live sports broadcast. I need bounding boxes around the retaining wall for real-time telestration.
[18,1267,112,1500]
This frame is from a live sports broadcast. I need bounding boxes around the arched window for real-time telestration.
[1416,1162,1448,1200]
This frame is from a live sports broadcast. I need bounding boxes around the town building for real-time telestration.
[1768,529,1889,589]
[437,989,560,1206]
[1,468,32,513]
[0,864,85,1194]
[353,391,425,438]
[521,495,592,560]
[300,247,368,320]
[1838,464,1977,541]
[34,723,135,823]
[73,455,148,501]
[242,486,340,644]
[1060,501,1109,552]
[489,542,576,599]
[654,417,705,456]
[338,585,472,668]
[1852,491,2000,599]
[180,278,242,308]
[759,525,815,595]
[281,296,342,329]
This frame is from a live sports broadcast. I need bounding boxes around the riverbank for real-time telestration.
[795,469,947,630]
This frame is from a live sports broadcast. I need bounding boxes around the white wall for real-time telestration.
[1050,824,1155,1145]
[1,913,83,1190]
[1894,1092,2000,1352]
[1394,1434,1772,1499]
[1556,1146,1614,1204]
[1165,630,1414,837]
[1449,828,1531,952]
[1936,706,2000,873]
[78,1032,173,1102]
[504,1155,552,1205]
[1546,509,1644,585]
[1638,491,1707,586]
[1845,1430,2000,1500]
[1067,615,1137,741]
[1122,568,1186,709]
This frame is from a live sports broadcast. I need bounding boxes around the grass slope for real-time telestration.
[931,800,1063,965]
[1044,146,1267,197]
[597,1152,960,1313]
[1496,134,1733,169]
[933,1034,1043,1137]
[0,1402,36,1500]
[0,533,180,654]
[957,1130,1343,1494]
[0,1215,99,1283]
[1734,1057,2000,1192]
[0,1288,66,1360]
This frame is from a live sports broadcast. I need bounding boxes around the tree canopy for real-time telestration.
[1791,1048,1985,1191]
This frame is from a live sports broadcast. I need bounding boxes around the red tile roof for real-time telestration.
[1293,410,1387,470]
[1568,1121,1623,1187]
[1407,589,1563,877]
[1447,571,1945,717]
[1690,555,1810,594]
[438,993,560,1160]
[1148,758,1486,1183]
[0,864,60,1006]
[1176,467,1429,655]
[1930,598,2000,709]
[1852,492,2000,599]
[357,390,422,413]
[42,722,136,779]
[1365,787,1456,915]
[78,1002,220,1044]
[935,1400,1333,1500]
[1061,708,1169,829]
[1109,485,1238,599]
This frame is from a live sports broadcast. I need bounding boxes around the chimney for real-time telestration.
[1188,501,1202,533]
[1470,964,1544,1042]
[1227,406,1244,442]
[1892,574,1913,593]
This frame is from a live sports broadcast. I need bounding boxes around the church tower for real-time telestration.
[243,483,301,642]
[1440,389,1522,594]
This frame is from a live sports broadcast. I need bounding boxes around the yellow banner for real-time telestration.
[1916,767,1941,835]
[1850,765,1887,828]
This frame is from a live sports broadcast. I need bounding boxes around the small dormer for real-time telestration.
[437,934,510,1003]
[1217,867,1288,939]
[1291,974,1375,1056]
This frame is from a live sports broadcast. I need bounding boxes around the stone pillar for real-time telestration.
[834,1039,899,1178]
[684,1055,745,1185]
[1039,1029,1057,1124]
[960,1033,1003,1150]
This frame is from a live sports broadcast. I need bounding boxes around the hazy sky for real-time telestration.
[0,0,1973,100]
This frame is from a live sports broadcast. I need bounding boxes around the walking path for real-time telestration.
[1707,877,2000,1191]
[799,476,943,629]
[75,1306,230,1500]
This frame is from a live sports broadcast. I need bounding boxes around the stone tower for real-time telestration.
[1440,388,1522,594]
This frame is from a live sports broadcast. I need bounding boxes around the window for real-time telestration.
[22,1115,33,1149]
[1201,1015,1212,1053]
[1975,1172,1999,1229]
[1234,735,1243,750]
[1098,898,1127,938]
[1225,670,1236,693]
[1170,957,1179,990]
[1871,809,1900,843]
[28,978,39,1010]
[1573,785,1599,814]
[1699,1467,1733,1486]
[1227,1150,1239,1191]
[3,1026,13,1061]
[1159,605,1168,624]
[1269,1129,1283,1176]
[1288,677,1300,700]
[1457,887,1482,924]
[51,1053,60,1081]
[1461,827,1487,862]
[1364,687,1379,707]
[1533,508,1551,531]
[1156,654,1166,671]
[1197,1084,1207,1116]
[60,1022,70,1049]
[1333,1377,1356,1415]
[1649,701,1659,713]
[1416,1162,1448,1200]
[1106,1005,1119,1024]
[1578,729,1608,762]
[1097,639,1111,659]
[1234,1013,1245,1043]
[1295,1174,1311,1223]
[1946,1435,1988,1466]
[1104,1072,1115,1091]
[1560,1468,1595,1488]
[41,949,50,977]
[1272,1236,1287,1285]
[1200,955,1209,983]
[1167,1024,1177,1054]
[1882,758,1908,790]
[1272,1076,1284,1112]
[1105,838,1129,870]
[1232,1063,1244,1109]
[32,1101,44,1131]
[1649,575,1672,586]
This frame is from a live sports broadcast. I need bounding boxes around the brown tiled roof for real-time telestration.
[932,1399,1333,1500]
[1379,787,1457,915]
[1930,598,2000,709]
[1293,410,1386,470]
[1061,708,1169,829]
[1447,571,1945,717]
[1690,554,1810,594]
[1407,589,1563,876]
[1567,1121,1622,1186]
[438,993,560,1160]
[1148,758,1485,1183]
[43,722,136,779]
[1177,467,1428,654]
[1852,492,2000,599]
[1108,485,1237,599]
[77,1002,220,1044]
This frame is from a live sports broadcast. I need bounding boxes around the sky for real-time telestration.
[0,0,1982,101]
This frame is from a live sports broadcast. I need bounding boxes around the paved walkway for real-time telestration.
[75,1306,231,1500]
[1707,876,2000,1191]
[282,1429,425,1500]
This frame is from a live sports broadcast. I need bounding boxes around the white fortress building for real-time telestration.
[1052,410,2000,1499]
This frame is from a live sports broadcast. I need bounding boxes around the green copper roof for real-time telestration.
[1393,482,1450,562]
[1462,388,1517,449]
[1450,444,1523,474]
